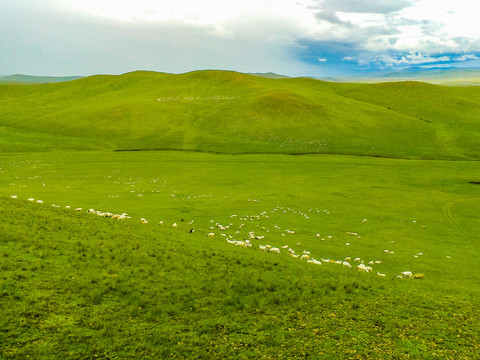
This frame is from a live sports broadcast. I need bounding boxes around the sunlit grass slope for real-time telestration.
[1,195,479,359]
[1,70,479,159]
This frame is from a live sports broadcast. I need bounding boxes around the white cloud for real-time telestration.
[342,56,354,61]
[313,0,415,14]
[454,54,479,61]
[374,52,451,66]
[318,58,327,62]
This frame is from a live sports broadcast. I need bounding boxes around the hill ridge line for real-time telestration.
[112,148,478,161]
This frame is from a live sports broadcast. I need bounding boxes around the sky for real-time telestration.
[1,0,480,78]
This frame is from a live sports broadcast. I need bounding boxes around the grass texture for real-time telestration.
[1,151,479,358]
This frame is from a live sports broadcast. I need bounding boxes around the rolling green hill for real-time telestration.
[1,70,479,159]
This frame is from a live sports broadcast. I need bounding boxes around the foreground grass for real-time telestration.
[1,197,479,359]
[1,151,480,358]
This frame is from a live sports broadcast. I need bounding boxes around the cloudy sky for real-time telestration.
[1,0,479,77]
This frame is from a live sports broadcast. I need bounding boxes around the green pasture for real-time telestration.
[1,71,480,357]
[1,150,479,358]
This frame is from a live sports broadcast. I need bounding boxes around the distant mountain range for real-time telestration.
[0,74,83,84]
[247,72,290,79]
[334,67,480,85]
[380,67,480,79]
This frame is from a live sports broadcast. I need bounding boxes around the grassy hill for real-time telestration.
[0,70,480,159]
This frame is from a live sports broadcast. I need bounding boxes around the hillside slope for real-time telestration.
[1,70,479,159]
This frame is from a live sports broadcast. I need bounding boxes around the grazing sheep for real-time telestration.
[342,261,352,268]
[401,271,413,278]
[269,247,281,254]
[235,241,248,248]
[413,273,424,280]
[36,200,43,204]
[300,254,310,260]
[259,245,267,252]
[11,195,18,199]
[377,272,386,277]
[357,263,368,272]
[207,233,215,237]
[172,223,178,228]
[28,198,35,202]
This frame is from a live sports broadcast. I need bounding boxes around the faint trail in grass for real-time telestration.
[442,199,479,238]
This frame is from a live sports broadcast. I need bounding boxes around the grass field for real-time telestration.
[1,150,480,358]
[1,70,479,358]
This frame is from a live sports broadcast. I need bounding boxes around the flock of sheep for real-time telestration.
[156,95,239,102]
[10,195,425,280]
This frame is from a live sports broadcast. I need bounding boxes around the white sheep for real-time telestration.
[10,195,18,199]
[377,272,386,277]
[342,261,352,268]
[206,233,215,237]
[300,254,310,261]
[172,223,178,228]
[259,245,267,251]
[269,247,281,254]
[401,271,413,278]
[413,273,424,280]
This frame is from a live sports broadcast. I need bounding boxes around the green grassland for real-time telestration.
[1,151,480,358]
[1,71,480,358]
[1,70,480,159]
